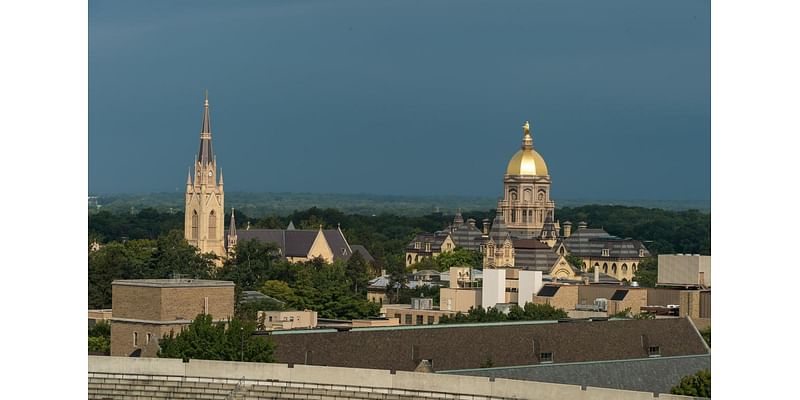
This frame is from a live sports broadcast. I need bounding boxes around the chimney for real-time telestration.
[577,221,588,230]
[594,266,600,283]
[563,221,573,238]
[468,218,476,228]
[482,218,490,235]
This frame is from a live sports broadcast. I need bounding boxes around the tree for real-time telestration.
[439,304,567,324]
[565,254,585,271]
[633,257,658,287]
[88,336,109,353]
[260,280,299,304]
[670,369,710,398]
[345,251,370,293]
[158,314,275,363]
[434,248,482,271]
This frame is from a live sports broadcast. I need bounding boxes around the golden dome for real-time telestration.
[505,121,549,176]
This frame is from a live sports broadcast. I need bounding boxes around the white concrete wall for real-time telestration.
[89,356,696,400]
[518,270,543,306]
[481,268,506,309]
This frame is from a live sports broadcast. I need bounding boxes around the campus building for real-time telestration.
[109,278,235,358]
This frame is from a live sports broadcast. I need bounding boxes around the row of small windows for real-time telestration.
[132,331,152,347]
[593,262,638,275]
[508,189,547,203]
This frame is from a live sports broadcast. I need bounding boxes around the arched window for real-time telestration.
[510,190,518,201]
[208,210,217,239]
[524,189,532,202]
[602,263,608,273]
[632,263,637,273]
[611,263,617,274]
[191,211,199,239]
[622,264,628,274]
[407,255,412,264]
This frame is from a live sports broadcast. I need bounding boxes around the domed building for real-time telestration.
[496,121,558,239]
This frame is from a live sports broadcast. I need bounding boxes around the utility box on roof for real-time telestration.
[658,254,711,288]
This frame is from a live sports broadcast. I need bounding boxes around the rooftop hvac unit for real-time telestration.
[594,298,608,312]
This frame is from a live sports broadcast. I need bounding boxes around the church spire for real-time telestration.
[197,90,214,166]
[521,120,533,150]
[229,208,237,237]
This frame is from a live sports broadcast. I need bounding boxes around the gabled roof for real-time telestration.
[349,245,375,263]
[229,228,355,262]
[406,232,451,252]
[563,227,650,259]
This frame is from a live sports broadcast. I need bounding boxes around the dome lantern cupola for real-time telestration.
[505,120,548,176]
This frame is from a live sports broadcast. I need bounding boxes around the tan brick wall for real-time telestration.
[533,285,578,311]
[111,322,184,357]
[160,287,234,321]
[112,285,162,321]
[439,288,480,313]
[608,288,648,315]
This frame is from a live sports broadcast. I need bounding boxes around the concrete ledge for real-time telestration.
[89,356,698,400]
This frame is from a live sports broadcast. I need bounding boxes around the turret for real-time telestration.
[563,221,573,238]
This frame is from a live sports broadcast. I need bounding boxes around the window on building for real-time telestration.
[191,211,199,239]
[540,352,553,363]
[133,332,139,347]
[415,242,420,249]
[146,333,151,345]
[602,248,609,257]
[648,346,660,357]
[427,316,435,325]
[416,315,424,325]
[208,210,216,239]
[639,249,645,257]
[425,243,431,252]
[404,314,412,324]
[268,316,273,322]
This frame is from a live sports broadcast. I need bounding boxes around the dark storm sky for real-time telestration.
[89,0,710,200]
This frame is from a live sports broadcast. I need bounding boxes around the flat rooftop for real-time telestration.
[111,279,235,288]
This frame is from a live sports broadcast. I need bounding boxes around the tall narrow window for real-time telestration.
[208,210,217,239]
[133,332,139,347]
[191,211,199,239]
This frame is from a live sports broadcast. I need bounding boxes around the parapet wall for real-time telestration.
[89,356,698,400]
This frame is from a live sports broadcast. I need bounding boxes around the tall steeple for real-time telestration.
[198,90,214,166]
[185,92,226,261]
[227,208,237,255]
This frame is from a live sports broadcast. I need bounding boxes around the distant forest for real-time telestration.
[89,204,710,268]
[88,192,710,218]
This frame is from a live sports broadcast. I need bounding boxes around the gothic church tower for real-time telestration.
[184,93,226,258]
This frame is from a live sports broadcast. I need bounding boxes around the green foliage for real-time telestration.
[611,308,633,318]
[89,207,184,242]
[88,230,215,308]
[216,239,283,292]
[396,285,441,306]
[670,369,711,398]
[432,248,483,271]
[557,205,710,255]
[260,280,299,304]
[346,251,371,293]
[236,299,286,326]
[439,303,568,324]
[88,336,109,353]
[633,257,658,287]
[565,254,585,271]
[699,327,711,346]
[158,314,275,362]
[88,321,111,340]
[88,321,111,353]
[287,261,381,319]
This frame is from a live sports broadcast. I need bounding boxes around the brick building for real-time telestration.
[110,279,235,357]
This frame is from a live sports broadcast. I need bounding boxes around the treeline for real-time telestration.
[90,205,710,270]
[439,304,568,324]
[88,231,379,320]
[557,205,710,255]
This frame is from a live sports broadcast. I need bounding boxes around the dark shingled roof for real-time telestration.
[268,318,709,372]
[349,245,375,264]
[562,227,650,259]
[442,354,711,395]
[405,232,450,253]
[448,214,484,252]
[229,228,355,262]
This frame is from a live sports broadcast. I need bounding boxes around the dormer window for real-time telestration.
[425,243,431,252]
[602,249,610,257]
[639,249,645,257]
[648,346,660,357]
[415,242,421,249]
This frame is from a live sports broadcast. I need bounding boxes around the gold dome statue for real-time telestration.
[505,121,548,176]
